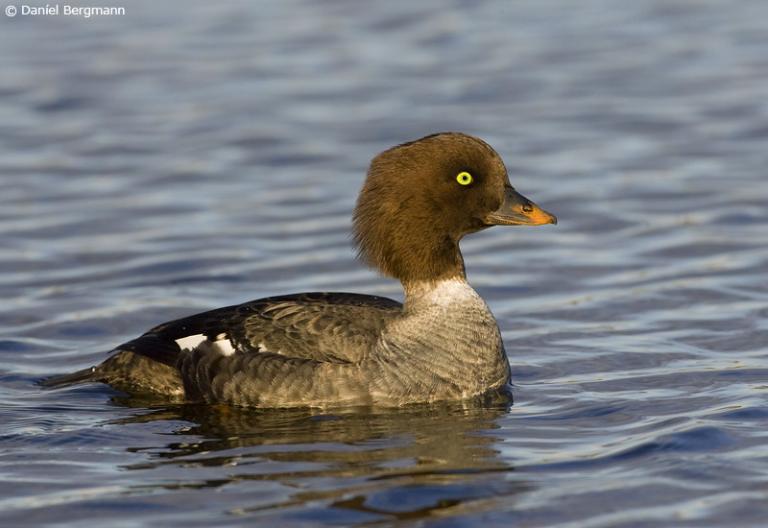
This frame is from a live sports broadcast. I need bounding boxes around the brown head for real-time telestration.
[353,132,556,285]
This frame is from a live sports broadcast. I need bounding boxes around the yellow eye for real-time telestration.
[456,171,473,186]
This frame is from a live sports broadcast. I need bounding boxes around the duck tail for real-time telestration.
[38,366,99,388]
[38,335,182,390]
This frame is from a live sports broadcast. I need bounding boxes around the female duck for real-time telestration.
[43,132,556,408]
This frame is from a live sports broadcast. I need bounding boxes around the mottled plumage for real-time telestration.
[42,132,556,408]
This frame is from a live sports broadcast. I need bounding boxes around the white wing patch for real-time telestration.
[210,337,236,356]
[175,334,206,350]
[175,333,237,356]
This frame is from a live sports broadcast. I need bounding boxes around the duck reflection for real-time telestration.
[112,394,531,521]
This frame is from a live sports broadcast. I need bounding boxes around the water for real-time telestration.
[1,0,767,525]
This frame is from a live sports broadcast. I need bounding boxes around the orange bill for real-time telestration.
[484,186,557,226]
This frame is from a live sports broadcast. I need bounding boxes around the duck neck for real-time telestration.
[359,223,467,285]
[402,276,476,312]
[398,276,504,356]
[385,234,464,285]
[382,276,509,396]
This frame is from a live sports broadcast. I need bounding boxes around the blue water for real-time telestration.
[2,0,767,525]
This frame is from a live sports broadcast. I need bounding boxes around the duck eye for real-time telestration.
[456,171,473,186]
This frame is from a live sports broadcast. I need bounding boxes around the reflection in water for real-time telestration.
[112,396,530,520]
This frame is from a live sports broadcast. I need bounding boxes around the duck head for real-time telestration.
[353,132,556,285]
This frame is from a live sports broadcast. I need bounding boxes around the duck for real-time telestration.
[41,132,557,408]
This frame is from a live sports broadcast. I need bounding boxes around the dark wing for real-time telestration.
[117,292,402,367]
